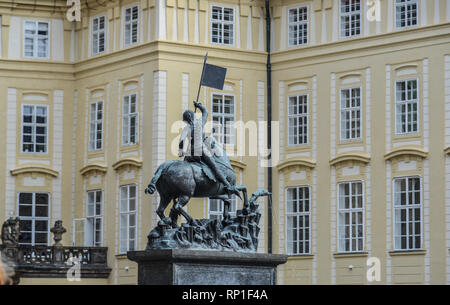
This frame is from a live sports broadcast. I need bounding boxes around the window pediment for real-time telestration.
[112,158,143,171]
[277,157,316,172]
[10,165,58,178]
[80,163,107,176]
[329,152,371,166]
[384,146,428,161]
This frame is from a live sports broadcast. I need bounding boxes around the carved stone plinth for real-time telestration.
[127,249,287,285]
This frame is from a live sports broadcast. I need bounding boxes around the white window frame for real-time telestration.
[210,5,235,46]
[286,186,311,255]
[122,93,139,146]
[86,189,103,247]
[288,94,309,146]
[395,78,419,135]
[120,184,137,254]
[211,93,236,146]
[21,104,49,154]
[337,181,364,253]
[92,15,106,55]
[17,192,50,246]
[288,6,309,47]
[124,5,139,47]
[395,0,418,29]
[89,100,104,151]
[23,20,50,59]
[208,196,237,221]
[340,0,362,38]
[393,176,422,251]
[340,86,362,141]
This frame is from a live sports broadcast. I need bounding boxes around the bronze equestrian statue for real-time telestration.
[145,102,244,229]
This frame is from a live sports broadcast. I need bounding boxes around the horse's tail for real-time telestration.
[145,161,177,195]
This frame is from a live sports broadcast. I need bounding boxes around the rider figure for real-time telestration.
[179,101,236,194]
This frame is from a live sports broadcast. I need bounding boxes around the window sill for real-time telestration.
[333,252,368,258]
[287,254,314,261]
[389,250,426,256]
[115,254,129,259]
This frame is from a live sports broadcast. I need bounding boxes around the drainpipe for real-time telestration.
[265,0,273,254]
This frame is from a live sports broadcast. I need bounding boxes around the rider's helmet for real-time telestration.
[182,110,195,124]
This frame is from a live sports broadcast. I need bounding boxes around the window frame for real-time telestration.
[208,196,237,221]
[392,176,423,251]
[21,104,49,154]
[394,78,420,135]
[119,184,138,254]
[287,94,309,146]
[86,189,103,247]
[210,5,235,46]
[339,86,362,142]
[211,93,236,146]
[89,100,104,151]
[122,93,139,146]
[288,5,309,47]
[92,15,107,56]
[17,192,50,246]
[23,20,50,59]
[285,185,311,255]
[395,0,418,29]
[339,0,362,38]
[124,4,139,47]
[337,180,365,253]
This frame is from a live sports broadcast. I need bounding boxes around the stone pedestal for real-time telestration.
[127,249,287,285]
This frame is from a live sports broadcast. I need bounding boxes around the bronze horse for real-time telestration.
[145,148,247,228]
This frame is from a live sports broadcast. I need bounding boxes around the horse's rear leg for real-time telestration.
[172,195,193,225]
[156,196,171,223]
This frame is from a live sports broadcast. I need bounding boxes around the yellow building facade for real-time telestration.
[0,0,449,285]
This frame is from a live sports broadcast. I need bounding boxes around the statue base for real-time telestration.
[127,249,287,285]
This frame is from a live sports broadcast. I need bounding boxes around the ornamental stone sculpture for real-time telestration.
[50,220,66,247]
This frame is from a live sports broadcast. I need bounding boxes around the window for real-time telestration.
[123,94,138,145]
[209,196,237,221]
[393,177,422,250]
[340,87,361,141]
[212,94,235,145]
[23,21,49,59]
[211,6,234,45]
[340,0,361,37]
[395,0,418,28]
[18,192,49,246]
[89,101,103,151]
[86,190,103,247]
[124,5,139,46]
[120,184,137,253]
[338,181,364,253]
[395,79,418,134]
[286,186,311,255]
[288,95,308,145]
[22,105,48,153]
[92,16,106,55]
[288,6,308,46]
